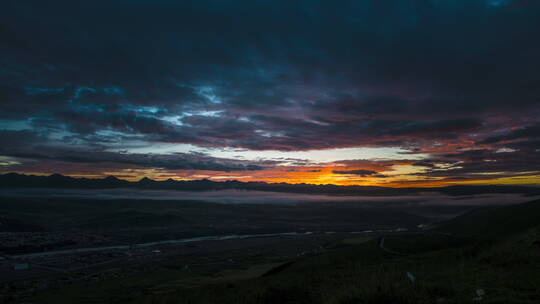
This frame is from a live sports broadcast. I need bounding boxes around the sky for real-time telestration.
[1,0,539,187]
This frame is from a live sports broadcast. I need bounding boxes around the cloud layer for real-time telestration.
[1,0,539,185]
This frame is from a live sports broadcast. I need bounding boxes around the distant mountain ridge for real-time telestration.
[1,172,539,196]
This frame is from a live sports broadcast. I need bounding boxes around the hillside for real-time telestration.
[437,199,540,238]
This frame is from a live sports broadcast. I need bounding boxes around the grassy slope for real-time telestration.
[436,199,540,238]
[127,199,540,304]
[121,231,540,304]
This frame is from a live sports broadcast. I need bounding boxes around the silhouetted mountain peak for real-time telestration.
[138,177,154,183]
[48,173,72,182]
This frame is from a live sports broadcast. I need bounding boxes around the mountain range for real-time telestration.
[1,172,539,196]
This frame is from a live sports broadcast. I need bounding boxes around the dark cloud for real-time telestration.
[1,0,539,182]
[412,161,437,168]
[0,130,266,172]
[406,148,540,180]
[481,123,540,144]
[332,170,379,177]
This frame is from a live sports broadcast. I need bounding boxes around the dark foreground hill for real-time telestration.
[437,198,540,238]
[31,199,540,304]
[2,172,539,196]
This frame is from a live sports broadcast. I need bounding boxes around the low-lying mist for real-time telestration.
[0,187,531,207]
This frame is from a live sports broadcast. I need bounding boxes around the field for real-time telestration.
[0,196,432,240]
[1,196,539,303]
[26,199,540,304]
[30,228,540,304]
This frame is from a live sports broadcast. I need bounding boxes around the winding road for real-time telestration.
[378,236,407,256]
